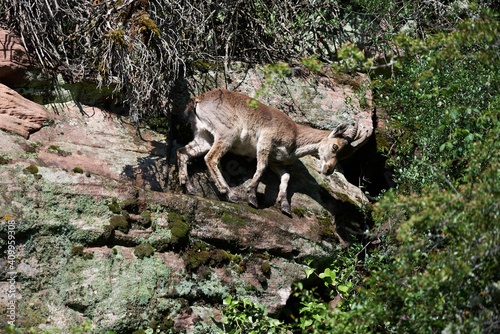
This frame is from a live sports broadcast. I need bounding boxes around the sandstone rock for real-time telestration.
[0,68,374,333]
[0,84,48,138]
[28,102,168,189]
[0,29,31,85]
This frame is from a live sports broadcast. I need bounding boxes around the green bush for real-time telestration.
[323,11,500,334]
[220,8,499,334]
[220,296,287,334]
[379,13,500,193]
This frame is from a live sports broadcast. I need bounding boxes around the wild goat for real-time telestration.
[177,88,357,214]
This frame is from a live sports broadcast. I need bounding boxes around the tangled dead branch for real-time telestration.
[0,0,483,122]
[1,0,350,121]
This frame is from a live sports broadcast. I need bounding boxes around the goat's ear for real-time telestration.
[329,123,348,139]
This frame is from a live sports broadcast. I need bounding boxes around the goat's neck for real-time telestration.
[294,124,330,157]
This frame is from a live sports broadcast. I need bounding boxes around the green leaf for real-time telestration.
[305,267,315,279]
[303,319,313,327]
[319,268,337,283]
[338,284,350,293]
[223,296,234,306]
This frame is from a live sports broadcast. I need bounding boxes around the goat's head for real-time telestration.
[318,121,357,175]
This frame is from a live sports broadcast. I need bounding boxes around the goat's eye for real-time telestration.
[331,144,339,152]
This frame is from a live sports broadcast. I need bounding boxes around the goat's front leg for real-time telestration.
[204,139,238,202]
[177,135,211,194]
[247,147,270,208]
[270,164,291,215]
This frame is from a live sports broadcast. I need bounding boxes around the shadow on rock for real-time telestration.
[122,140,170,192]
[180,151,370,243]
[263,159,370,242]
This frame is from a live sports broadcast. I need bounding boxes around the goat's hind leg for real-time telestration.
[270,164,291,215]
[177,134,211,194]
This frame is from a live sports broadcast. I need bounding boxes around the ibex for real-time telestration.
[177,88,357,215]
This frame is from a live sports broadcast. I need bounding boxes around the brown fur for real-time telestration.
[177,88,356,214]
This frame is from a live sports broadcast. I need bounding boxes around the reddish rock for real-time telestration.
[29,102,168,188]
[0,84,48,138]
[0,29,31,85]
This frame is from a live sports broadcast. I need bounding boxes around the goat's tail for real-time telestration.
[184,98,196,117]
[184,97,201,121]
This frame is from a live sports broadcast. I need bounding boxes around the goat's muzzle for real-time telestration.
[321,160,337,175]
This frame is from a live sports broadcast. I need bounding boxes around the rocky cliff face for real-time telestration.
[0,29,374,333]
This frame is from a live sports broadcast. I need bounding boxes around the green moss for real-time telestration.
[134,243,155,259]
[48,145,71,157]
[23,165,42,180]
[292,207,306,217]
[186,250,212,272]
[169,212,189,245]
[261,261,272,277]
[185,248,230,272]
[317,215,335,238]
[121,198,139,214]
[191,241,211,252]
[245,284,257,292]
[221,212,246,226]
[109,215,130,233]
[72,167,84,173]
[108,199,122,214]
[158,316,175,331]
[139,210,152,227]
[48,145,59,152]
[71,245,94,260]
[121,210,131,222]
[211,249,231,266]
[236,258,248,273]
[229,253,242,264]
[24,164,38,174]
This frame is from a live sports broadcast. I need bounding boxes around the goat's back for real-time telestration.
[191,89,297,141]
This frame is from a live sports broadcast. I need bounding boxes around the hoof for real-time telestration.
[248,193,258,208]
[183,182,196,195]
[227,192,239,203]
[280,203,291,216]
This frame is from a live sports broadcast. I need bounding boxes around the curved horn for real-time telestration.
[328,123,348,138]
[343,119,358,144]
